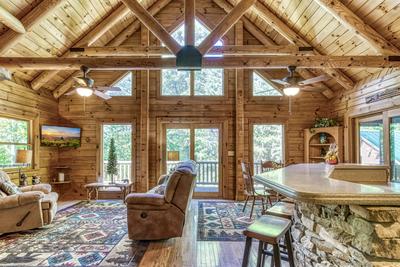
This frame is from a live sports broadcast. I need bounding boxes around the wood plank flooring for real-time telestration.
[58,199,288,267]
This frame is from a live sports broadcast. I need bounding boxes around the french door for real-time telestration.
[161,123,222,197]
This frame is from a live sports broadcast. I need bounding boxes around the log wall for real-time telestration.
[0,78,60,185]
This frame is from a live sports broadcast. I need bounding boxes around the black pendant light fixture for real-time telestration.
[176,45,202,71]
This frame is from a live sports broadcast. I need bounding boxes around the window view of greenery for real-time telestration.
[195,128,219,191]
[108,72,133,96]
[166,128,190,162]
[102,124,132,182]
[359,120,384,164]
[0,117,29,168]
[161,19,223,96]
[390,117,400,182]
[253,124,283,174]
[253,72,282,96]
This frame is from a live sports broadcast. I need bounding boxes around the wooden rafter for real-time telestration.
[185,0,195,46]
[0,0,65,56]
[246,0,355,90]
[0,5,25,33]
[314,0,400,55]
[197,0,256,55]
[53,1,174,98]
[69,45,314,56]
[121,0,181,54]
[30,3,131,91]
[212,0,335,98]
[3,55,400,70]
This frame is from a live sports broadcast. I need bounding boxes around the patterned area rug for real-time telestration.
[0,201,148,266]
[197,201,263,241]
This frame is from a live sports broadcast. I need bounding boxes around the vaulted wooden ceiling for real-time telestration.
[1,0,399,98]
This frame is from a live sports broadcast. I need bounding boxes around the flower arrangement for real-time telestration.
[313,117,338,128]
[324,143,339,165]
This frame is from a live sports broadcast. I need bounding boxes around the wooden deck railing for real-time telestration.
[103,161,131,182]
[167,161,219,185]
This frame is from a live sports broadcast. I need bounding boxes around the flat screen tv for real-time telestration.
[40,125,81,148]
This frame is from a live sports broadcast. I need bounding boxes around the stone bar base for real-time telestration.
[292,202,400,267]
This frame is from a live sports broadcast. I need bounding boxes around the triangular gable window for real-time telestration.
[109,72,133,96]
[252,72,282,96]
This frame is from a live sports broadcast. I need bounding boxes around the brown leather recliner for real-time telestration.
[0,170,58,233]
[126,160,197,240]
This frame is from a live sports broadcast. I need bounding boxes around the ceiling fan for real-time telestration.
[65,66,121,100]
[271,66,330,96]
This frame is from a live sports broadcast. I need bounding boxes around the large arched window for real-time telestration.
[161,20,224,96]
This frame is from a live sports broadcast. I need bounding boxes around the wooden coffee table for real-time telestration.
[84,182,134,202]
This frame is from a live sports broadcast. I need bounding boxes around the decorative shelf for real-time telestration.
[51,180,71,184]
[304,127,343,163]
[53,166,70,169]
[309,143,333,147]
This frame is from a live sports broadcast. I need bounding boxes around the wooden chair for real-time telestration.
[260,160,285,202]
[241,161,272,218]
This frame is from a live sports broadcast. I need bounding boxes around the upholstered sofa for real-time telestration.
[126,160,197,240]
[0,170,58,233]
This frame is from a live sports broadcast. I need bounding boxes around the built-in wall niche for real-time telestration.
[304,126,343,163]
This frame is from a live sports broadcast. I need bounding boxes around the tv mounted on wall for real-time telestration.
[40,125,81,148]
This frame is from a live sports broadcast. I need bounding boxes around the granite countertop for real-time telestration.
[254,163,400,205]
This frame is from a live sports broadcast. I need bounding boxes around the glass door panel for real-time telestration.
[166,128,190,172]
[390,117,400,182]
[102,124,132,183]
[194,128,219,193]
[359,120,384,164]
[252,124,284,174]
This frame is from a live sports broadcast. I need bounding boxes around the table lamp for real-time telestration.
[16,149,32,186]
[167,151,180,173]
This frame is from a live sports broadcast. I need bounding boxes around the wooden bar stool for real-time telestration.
[265,201,295,220]
[242,215,294,267]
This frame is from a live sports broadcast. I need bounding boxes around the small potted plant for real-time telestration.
[311,117,339,144]
[324,143,339,165]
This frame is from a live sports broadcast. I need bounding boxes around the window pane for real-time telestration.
[0,117,28,143]
[253,72,282,96]
[253,124,284,174]
[391,117,400,182]
[102,124,132,183]
[0,144,30,168]
[359,120,384,164]
[108,72,133,96]
[161,69,190,95]
[194,69,223,96]
[166,128,190,171]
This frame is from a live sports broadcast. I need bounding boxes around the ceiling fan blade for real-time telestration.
[94,86,121,92]
[65,89,77,95]
[93,90,112,100]
[271,79,290,85]
[299,75,330,85]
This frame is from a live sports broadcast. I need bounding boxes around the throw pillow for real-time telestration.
[0,181,22,195]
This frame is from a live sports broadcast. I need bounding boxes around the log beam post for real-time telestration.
[0,5,25,33]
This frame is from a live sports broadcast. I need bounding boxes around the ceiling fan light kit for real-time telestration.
[76,87,93,97]
[283,86,300,96]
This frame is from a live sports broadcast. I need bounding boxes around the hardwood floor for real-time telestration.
[57,199,288,267]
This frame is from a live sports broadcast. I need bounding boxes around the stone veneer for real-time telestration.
[292,202,400,267]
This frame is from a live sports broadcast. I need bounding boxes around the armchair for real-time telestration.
[126,160,197,240]
[0,170,58,233]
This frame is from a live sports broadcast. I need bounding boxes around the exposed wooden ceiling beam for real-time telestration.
[197,0,256,55]
[314,0,400,55]
[53,0,175,98]
[185,0,195,46]
[30,3,132,91]
[0,0,65,56]
[212,0,335,98]
[0,5,25,33]
[108,0,173,46]
[247,0,355,90]
[121,0,181,55]
[2,55,400,70]
[69,45,314,56]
